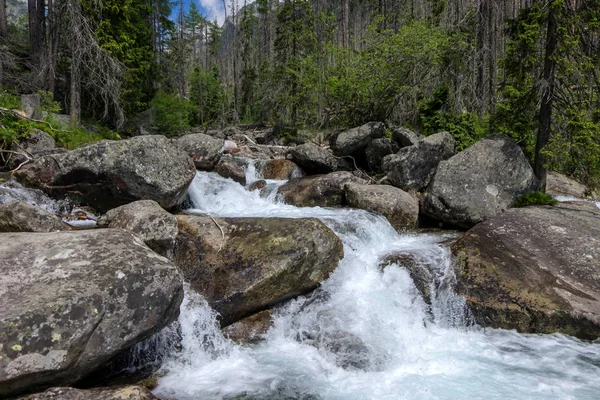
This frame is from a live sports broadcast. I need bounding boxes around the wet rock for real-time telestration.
[222,310,272,344]
[214,157,247,185]
[278,171,366,207]
[344,183,418,231]
[0,201,70,232]
[248,180,267,192]
[18,386,159,400]
[391,127,424,147]
[331,122,386,157]
[15,136,196,212]
[423,136,537,228]
[452,206,600,339]
[0,181,68,215]
[379,253,432,304]
[262,159,301,180]
[176,133,225,170]
[384,131,455,192]
[546,172,587,198]
[289,143,338,175]
[174,215,343,326]
[365,138,400,172]
[0,229,184,397]
[556,201,600,213]
[97,200,179,258]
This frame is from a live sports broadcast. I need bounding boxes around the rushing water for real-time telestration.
[6,164,600,399]
[150,164,600,400]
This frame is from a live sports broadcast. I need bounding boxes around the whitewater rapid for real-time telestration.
[155,165,600,399]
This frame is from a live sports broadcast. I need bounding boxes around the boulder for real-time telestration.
[9,130,56,169]
[384,131,455,192]
[331,122,386,157]
[20,94,42,120]
[452,206,600,339]
[214,157,247,185]
[176,133,225,170]
[222,310,272,344]
[546,172,587,198]
[378,253,433,305]
[15,136,196,212]
[344,183,418,231]
[278,171,366,207]
[19,386,158,400]
[0,202,70,232]
[391,127,424,147]
[557,201,600,213]
[262,159,301,180]
[423,136,537,228]
[248,180,267,192]
[0,181,67,215]
[97,200,179,258]
[0,229,183,397]
[289,143,338,175]
[365,138,400,172]
[174,215,343,326]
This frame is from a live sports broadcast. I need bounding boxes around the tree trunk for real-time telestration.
[343,0,349,49]
[0,0,7,39]
[69,0,81,126]
[535,6,558,191]
[46,0,58,94]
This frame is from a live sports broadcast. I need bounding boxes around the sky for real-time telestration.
[175,0,240,25]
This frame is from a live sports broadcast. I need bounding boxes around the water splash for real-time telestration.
[155,172,600,400]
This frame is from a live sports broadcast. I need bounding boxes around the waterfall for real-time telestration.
[155,171,600,400]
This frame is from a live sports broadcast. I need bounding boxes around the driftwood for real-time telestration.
[0,149,33,174]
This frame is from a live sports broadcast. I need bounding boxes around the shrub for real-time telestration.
[150,92,193,137]
[513,191,558,208]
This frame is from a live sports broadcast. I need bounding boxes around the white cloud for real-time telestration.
[198,0,226,25]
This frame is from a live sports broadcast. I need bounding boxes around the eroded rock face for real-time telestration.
[344,183,418,231]
[289,143,338,175]
[452,206,600,339]
[174,215,343,326]
[278,172,366,207]
[97,200,179,258]
[331,122,386,157]
[385,131,455,192]
[423,136,537,228]
[18,386,159,400]
[0,202,70,232]
[15,136,196,212]
[0,230,184,397]
[176,133,225,170]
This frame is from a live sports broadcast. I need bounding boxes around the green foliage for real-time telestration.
[37,91,62,113]
[419,85,488,151]
[513,191,558,208]
[190,67,225,126]
[150,92,193,136]
[0,91,20,109]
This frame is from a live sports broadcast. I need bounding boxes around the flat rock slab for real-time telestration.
[452,206,600,339]
[18,386,158,400]
[174,215,343,326]
[0,230,183,397]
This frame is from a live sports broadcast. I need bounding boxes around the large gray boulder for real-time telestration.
[384,131,455,192]
[0,230,183,397]
[97,200,178,258]
[452,206,600,339]
[365,138,400,172]
[176,133,225,170]
[344,183,418,231]
[19,386,159,400]
[15,135,196,212]
[423,136,537,228]
[331,122,385,157]
[278,171,366,207]
[0,202,70,232]
[174,215,343,326]
[289,143,338,175]
[391,127,424,147]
